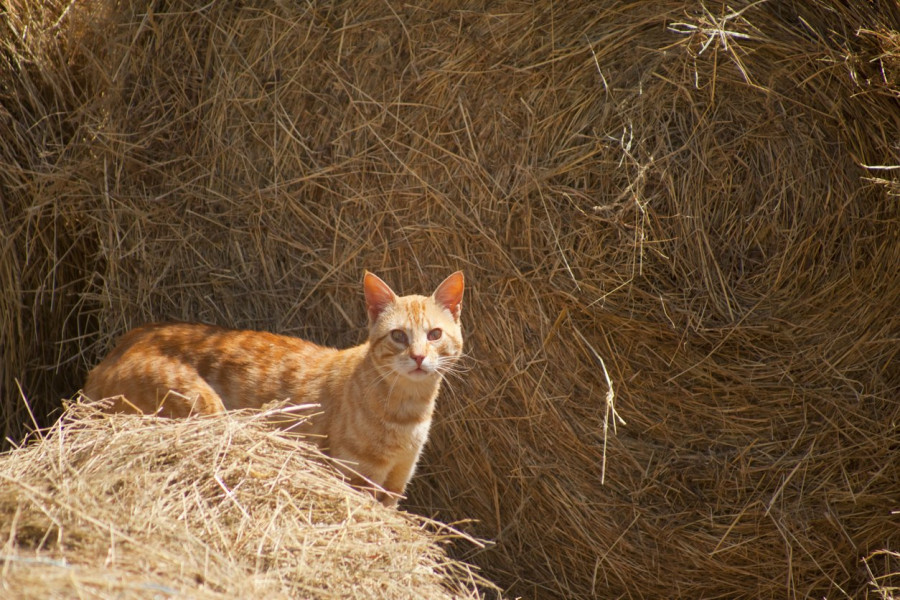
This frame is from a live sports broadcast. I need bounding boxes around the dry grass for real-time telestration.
[2,1,898,598]
[0,401,491,599]
[865,550,900,600]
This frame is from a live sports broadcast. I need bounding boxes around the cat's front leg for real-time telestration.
[327,449,397,504]
[379,450,420,508]
[375,490,401,508]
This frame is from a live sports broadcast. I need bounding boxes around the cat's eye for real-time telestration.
[427,328,442,341]
[390,329,409,345]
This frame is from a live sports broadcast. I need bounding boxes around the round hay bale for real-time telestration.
[0,402,490,599]
[2,1,898,598]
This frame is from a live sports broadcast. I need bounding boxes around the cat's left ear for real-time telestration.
[433,271,464,322]
[364,271,398,324]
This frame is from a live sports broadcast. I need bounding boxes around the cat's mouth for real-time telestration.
[407,366,432,378]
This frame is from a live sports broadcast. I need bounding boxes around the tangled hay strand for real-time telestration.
[0,402,490,599]
[2,0,899,598]
[866,550,900,599]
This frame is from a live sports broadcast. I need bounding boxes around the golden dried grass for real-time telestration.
[0,401,490,599]
[2,1,898,598]
[865,550,900,599]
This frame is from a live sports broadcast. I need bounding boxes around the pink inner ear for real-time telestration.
[433,271,464,320]
[364,272,397,323]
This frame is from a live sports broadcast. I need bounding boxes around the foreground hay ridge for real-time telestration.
[0,403,489,599]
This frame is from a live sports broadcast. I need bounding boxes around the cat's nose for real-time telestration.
[410,354,425,367]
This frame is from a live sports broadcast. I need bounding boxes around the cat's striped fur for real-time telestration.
[83,271,465,506]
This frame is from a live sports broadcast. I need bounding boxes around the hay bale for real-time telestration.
[2,1,898,598]
[0,402,490,599]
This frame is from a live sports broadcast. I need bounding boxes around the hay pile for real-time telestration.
[0,402,489,599]
[2,0,898,598]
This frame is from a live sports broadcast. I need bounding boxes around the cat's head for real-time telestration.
[363,271,464,382]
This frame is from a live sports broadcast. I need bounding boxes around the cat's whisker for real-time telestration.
[438,358,473,375]
[436,367,467,387]
[360,367,397,398]
[434,353,475,382]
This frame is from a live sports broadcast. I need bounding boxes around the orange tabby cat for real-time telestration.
[82,271,464,507]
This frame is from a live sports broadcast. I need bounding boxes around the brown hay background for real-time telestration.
[2,1,898,598]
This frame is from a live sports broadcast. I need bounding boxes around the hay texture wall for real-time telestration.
[2,1,899,598]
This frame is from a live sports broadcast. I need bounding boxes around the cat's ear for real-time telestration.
[364,271,397,324]
[433,271,464,322]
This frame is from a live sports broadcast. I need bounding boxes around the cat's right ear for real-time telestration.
[364,271,397,324]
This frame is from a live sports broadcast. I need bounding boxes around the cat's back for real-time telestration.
[84,322,335,416]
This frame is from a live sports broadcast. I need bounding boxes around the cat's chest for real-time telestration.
[381,419,431,452]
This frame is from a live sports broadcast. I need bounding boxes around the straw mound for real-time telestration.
[0,402,488,599]
[2,1,898,598]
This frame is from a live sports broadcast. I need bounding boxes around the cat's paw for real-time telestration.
[375,490,401,508]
